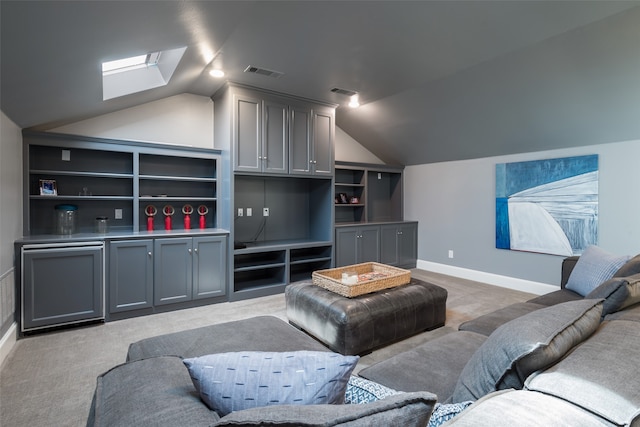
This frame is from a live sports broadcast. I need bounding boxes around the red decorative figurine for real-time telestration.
[197,205,208,229]
[145,205,157,231]
[182,204,193,230]
[163,205,175,230]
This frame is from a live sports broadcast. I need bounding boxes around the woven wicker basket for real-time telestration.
[312,262,411,298]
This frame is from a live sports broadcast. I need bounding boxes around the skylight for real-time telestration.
[102,52,161,76]
[101,47,186,100]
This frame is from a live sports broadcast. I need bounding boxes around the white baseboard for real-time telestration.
[416,260,559,296]
[0,322,17,369]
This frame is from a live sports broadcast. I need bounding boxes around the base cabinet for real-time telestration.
[336,222,417,268]
[380,222,418,268]
[109,240,153,313]
[108,235,227,314]
[154,236,228,306]
[21,243,104,332]
[335,226,380,267]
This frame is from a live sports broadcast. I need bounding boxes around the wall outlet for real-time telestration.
[62,149,71,161]
[448,250,454,259]
[115,209,123,220]
[263,207,269,216]
[246,207,252,216]
[378,172,382,179]
[237,208,243,217]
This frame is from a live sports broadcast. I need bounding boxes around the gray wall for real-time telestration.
[405,139,640,287]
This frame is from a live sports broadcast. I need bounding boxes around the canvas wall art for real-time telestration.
[496,154,598,256]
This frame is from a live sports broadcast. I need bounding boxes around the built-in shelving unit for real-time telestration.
[213,83,337,301]
[23,132,221,235]
[17,131,229,333]
[334,161,404,224]
[334,161,416,269]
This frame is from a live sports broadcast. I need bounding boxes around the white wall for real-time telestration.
[405,139,640,288]
[52,94,215,149]
[51,94,380,165]
[334,127,383,164]
[0,110,22,365]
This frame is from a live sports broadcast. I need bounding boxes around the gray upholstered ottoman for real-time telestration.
[285,278,447,355]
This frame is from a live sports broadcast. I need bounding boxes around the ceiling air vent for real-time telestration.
[330,87,358,97]
[244,65,284,78]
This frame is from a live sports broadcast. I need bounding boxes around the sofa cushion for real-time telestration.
[344,375,400,404]
[458,302,546,336]
[90,356,218,427]
[442,390,612,427]
[212,391,437,427]
[525,318,640,426]
[127,315,328,362]
[358,330,487,402]
[565,245,630,296]
[451,299,603,403]
[526,289,582,306]
[183,351,358,416]
[585,273,640,316]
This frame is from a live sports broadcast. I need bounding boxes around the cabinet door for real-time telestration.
[109,240,153,313]
[289,105,312,175]
[234,94,262,172]
[358,226,380,263]
[22,245,104,331]
[335,227,358,267]
[193,236,227,299]
[263,99,288,174]
[154,238,192,305]
[397,223,418,267]
[312,108,334,176]
[380,224,400,265]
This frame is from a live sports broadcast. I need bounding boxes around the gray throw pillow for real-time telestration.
[183,351,358,416]
[565,246,630,296]
[212,391,437,427]
[585,273,640,316]
[451,299,603,403]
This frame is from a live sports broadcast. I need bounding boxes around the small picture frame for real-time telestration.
[338,193,348,204]
[39,179,57,196]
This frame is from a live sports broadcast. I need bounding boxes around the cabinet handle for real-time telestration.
[148,252,152,257]
[194,248,198,254]
[188,248,192,254]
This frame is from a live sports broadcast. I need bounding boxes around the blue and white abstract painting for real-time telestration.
[496,155,598,256]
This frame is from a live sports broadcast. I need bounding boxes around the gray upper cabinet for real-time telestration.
[289,104,334,176]
[234,93,289,174]
[288,104,312,175]
[311,107,334,176]
[234,93,262,172]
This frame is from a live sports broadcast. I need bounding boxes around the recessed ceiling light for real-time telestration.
[209,69,225,78]
[348,95,360,108]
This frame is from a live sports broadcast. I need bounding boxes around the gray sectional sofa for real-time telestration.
[87,247,640,426]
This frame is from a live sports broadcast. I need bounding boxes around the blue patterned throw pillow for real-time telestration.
[344,376,401,404]
[428,401,473,427]
[183,351,358,416]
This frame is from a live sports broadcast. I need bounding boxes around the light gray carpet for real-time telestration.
[0,269,534,427]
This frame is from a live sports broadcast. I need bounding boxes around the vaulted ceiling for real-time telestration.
[2,1,639,165]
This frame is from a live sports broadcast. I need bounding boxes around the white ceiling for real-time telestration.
[2,1,639,164]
